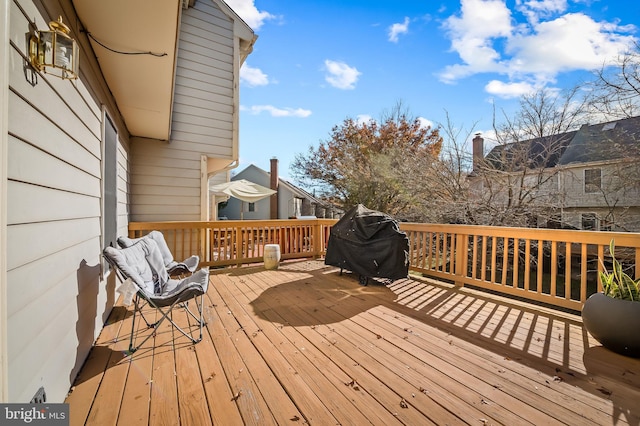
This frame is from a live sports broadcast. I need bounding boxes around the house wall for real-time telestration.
[1,0,10,402]
[560,162,640,208]
[468,159,640,231]
[130,0,238,222]
[559,163,640,231]
[279,186,300,218]
[5,0,130,402]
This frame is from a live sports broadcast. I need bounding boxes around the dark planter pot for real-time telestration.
[582,292,640,358]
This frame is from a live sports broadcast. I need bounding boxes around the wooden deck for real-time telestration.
[65,259,640,425]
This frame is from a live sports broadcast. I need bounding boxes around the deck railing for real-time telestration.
[129,219,335,269]
[129,220,640,311]
[401,223,640,311]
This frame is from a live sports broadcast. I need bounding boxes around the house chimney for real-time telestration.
[472,133,484,172]
[270,157,279,219]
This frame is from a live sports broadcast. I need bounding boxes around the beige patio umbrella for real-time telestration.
[210,179,276,219]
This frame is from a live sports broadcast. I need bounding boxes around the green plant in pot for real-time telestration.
[582,240,640,357]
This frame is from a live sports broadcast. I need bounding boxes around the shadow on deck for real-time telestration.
[66,259,640,425]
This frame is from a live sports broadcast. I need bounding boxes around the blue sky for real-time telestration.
[226,0,639,182]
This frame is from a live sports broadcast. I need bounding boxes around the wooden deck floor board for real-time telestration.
[147,314,180,426]
[360,305,604,425]
[375,283,636,423]
[66,260,640,426]
[214,274,346,425]
[373,288,618,416]
[65,305,128,426]
[248,268,482,425]
[301,274,535,425]
[232,270,422,425]
[205,284,281,426]
[116,306,153,426]
[193,299,246,425]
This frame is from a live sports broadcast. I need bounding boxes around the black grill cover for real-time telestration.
[325,204,409,281]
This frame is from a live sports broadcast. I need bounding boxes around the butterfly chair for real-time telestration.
[118,230,199,277]
[103,238,209,353]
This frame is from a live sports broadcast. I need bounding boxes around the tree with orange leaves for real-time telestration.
[291,105,442,220]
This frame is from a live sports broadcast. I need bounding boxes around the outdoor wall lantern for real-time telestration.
[29,16,79,80]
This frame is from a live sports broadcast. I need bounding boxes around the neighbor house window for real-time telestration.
[584,168,601,193]
[581,213,597,230]
[248,202,255,212]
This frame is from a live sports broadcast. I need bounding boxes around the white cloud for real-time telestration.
[388,17,410,43]
[224,0,274,30]
[356,114,373,125]
[439,0,637,96]
[417,117,435,129]
[240,63,269,87]
[516,0,568,24]
[507,13,636,76]
[324,60,362,90]
[485,79,537,98]
[241,105,312,118]
[440,0,514,82]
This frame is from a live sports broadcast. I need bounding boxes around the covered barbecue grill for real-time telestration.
[325,204,409,284]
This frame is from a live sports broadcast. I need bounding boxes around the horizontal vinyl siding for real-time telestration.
[561,164,640,208]
[130,0,238,221]
[174,0,233,151]
[7,0,130,403]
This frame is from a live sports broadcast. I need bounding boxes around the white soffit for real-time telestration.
[73,0,180,140]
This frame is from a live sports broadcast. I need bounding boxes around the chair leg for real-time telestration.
[128,295,140,354]
[128,293,206,353]
[170,295,206,343]
[128,295,159,354]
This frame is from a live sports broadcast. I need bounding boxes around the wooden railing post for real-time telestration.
[454,233,468,287]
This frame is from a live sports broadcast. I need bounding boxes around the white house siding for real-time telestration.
[5,0,130,402]
[129,138,203,221]
[561,163,640,208]
[129,0,237,222]
[558,163,640,231]
[279,185,300,219]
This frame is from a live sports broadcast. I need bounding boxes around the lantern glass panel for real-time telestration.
[56,36,73,70]
[40,31,54,66]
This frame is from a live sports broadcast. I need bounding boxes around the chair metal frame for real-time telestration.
[127,281,206,353]
[103,243,208,354]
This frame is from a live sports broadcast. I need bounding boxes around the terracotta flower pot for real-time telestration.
[582,292,640,358]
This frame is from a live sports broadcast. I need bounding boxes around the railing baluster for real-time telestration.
[490,236,497,284]
[537,239,543,296]
[524,238,531,291]
[481,235,487,282]
[513,237,519,289]
[550,241,557,297]
[565,242,572,300]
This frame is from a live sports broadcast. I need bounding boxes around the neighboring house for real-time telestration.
[470,116,640,231]
[1,0,255,403]
[217,159,343,220]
